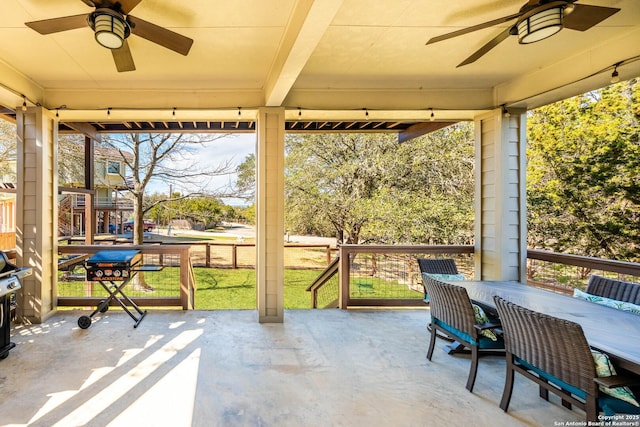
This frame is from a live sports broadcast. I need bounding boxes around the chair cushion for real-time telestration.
[423,273,466,282]
[516,355,640,414]
[599,394,640,416]
[514,357,586,399]
[433,318,475,345]
[574,288,640,315]
[432,317,503,349]
[422,273,466,303]
[591,350,640,408]
[472,303,499,341]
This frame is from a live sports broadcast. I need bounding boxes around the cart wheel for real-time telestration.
[98,300,109,313]
[0,353,8,360]
[78,315,92,329]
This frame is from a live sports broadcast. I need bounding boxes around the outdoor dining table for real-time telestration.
[453,280,640,376]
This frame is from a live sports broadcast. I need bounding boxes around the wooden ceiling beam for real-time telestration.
[64,122,102,142]
[398,121,457,143]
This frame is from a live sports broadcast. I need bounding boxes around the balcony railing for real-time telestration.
[338,244,475,308]
[57,244,194,309]
[56,243,640,311]
[67,194,134,210]
[526,249,640,295]
[316,245,640,309]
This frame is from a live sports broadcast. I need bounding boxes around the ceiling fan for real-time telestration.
[426,0,620,68]
[24,0,193,72]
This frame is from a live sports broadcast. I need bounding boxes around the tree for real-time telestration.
[101,133,234,244]
[362,124,475,244]
[285,133,391,243]
[527,79,640,260]
[0,119,16,181]
[235,153,255,202]
[56,134,86,186]
[283,126,475,244]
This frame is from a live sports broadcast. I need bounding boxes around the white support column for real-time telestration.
[255,107,285,323]
[474,108,527,282]
[16,107,59,323]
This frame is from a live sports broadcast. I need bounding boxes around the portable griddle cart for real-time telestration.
[79,249,154,329]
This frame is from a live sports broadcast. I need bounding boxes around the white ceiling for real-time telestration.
[0,0,639,122]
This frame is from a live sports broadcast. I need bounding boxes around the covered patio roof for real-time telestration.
[2,1,640,325]
[0,0,638,127]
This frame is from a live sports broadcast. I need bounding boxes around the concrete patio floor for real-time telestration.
[1,309,583,427]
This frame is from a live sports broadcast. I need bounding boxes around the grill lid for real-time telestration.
[0,251,33,297]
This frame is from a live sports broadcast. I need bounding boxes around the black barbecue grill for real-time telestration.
[79,249,150,329]
[0,251,32,360]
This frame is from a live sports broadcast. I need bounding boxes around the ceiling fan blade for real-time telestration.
[457,27,511,67]
[427,12,521,45]
[80,0,97,7]
[128,15,193,56]
[563,4,620,31]
[25,14,89,35]
[112,40,136,72]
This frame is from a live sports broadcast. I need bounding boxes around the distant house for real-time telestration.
[0,170,16,250]
[59,141,135,236]
[0,119,17,249]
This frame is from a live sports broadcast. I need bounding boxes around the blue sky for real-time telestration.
[147,133,255,205]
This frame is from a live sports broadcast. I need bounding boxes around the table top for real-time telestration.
[456,280,640,375]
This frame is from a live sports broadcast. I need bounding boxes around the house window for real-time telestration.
[107,161,121,175]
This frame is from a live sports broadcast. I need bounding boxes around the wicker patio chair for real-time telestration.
[417,258,459,276]
[585,275,640,305]
[417,258,464,341]
[493,295,640,421]
[423,275,504,392]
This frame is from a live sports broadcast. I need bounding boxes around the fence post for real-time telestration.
[179,246,191,310]
[326,245,331,265]
[206,243,211,268]
[232,244,238,269]
[339,245,350,309]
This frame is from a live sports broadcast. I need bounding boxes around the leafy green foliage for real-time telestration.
[0,120,16,181]
[527,79,640,260]
[147,192,248,229]
[284,125,475,244]
[234,153,255,202]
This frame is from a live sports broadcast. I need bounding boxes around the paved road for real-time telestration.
[157,223,337,246]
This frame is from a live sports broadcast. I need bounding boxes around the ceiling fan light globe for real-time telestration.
[517,6,563,44]
[94,13,127,49]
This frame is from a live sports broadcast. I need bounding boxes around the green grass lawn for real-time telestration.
[194,268,322,309]
[58,267,422,310]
